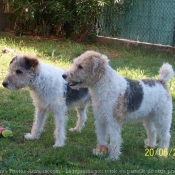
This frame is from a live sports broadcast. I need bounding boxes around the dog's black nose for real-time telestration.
[2,81,8,87]
[62,74,67,79]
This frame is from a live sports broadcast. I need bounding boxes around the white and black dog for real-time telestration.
[63,50,174,160]
[2,55,90,147]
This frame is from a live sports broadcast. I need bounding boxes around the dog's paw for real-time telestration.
[53,140,65,148]
[53,142,64,148]
[104,149,121,161]
[69,128,75,132]
[24,133,38,140]
[69,127,81,132]
[144,139,157,149]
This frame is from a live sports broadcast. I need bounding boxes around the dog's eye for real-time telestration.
[78,65,83,69]
[16,70,22,74]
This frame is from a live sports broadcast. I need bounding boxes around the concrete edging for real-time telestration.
[96,36,175,55]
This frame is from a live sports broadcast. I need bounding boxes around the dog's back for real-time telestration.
[29,62,66,110]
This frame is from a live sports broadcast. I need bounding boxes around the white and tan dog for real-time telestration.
[2,55,90,147]
[62,50,174,160]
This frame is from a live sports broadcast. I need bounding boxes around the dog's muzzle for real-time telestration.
[69,81,82,87]
[62,74,82,87]
[2,81,8,88]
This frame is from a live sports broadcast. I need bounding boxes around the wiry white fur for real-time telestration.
[89,66,126,159]
[64,51,174,160]
[94,64,173,160]
[3,56,89,147]
[98,64,173,160]
[26,63,89,146]
[25,63,67,147]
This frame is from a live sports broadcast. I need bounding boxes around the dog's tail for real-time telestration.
[158,63,174,83]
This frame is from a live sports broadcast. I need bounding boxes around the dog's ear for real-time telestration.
[91,57,100,74]
[101,54,109,63]
[24,56,39,71]
[10,56,17,64]
[91,54,109,74]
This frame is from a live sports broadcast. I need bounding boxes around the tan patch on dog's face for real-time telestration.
[64,50,109,88]
[113,93,128,124]
[2,55,39,90]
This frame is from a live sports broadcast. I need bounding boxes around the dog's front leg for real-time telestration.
[25,107,47,140]
[107,122,122,160]
[53,110,67,147]
[69,105,87,132]
[95,118,107,147]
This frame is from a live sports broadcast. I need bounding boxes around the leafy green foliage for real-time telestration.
[6,0,130,41]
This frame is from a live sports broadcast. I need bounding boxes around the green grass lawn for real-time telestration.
[0,35,175,175]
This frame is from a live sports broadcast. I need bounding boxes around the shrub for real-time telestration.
[6,0,130,41]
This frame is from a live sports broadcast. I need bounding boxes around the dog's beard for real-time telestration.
[4,82,26,90]
[5,84,20,90]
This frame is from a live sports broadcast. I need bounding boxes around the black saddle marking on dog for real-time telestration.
[64,83,88,105]
[142,79,167,89]
[125,78,143,112]
[142,79,156,87]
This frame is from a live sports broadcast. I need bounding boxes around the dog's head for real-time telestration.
[62,50,109,89]
[2,55,39,90]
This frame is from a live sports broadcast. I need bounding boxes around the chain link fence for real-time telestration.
[99,0,175,46]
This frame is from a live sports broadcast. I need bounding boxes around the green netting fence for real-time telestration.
[99,0,175,46]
